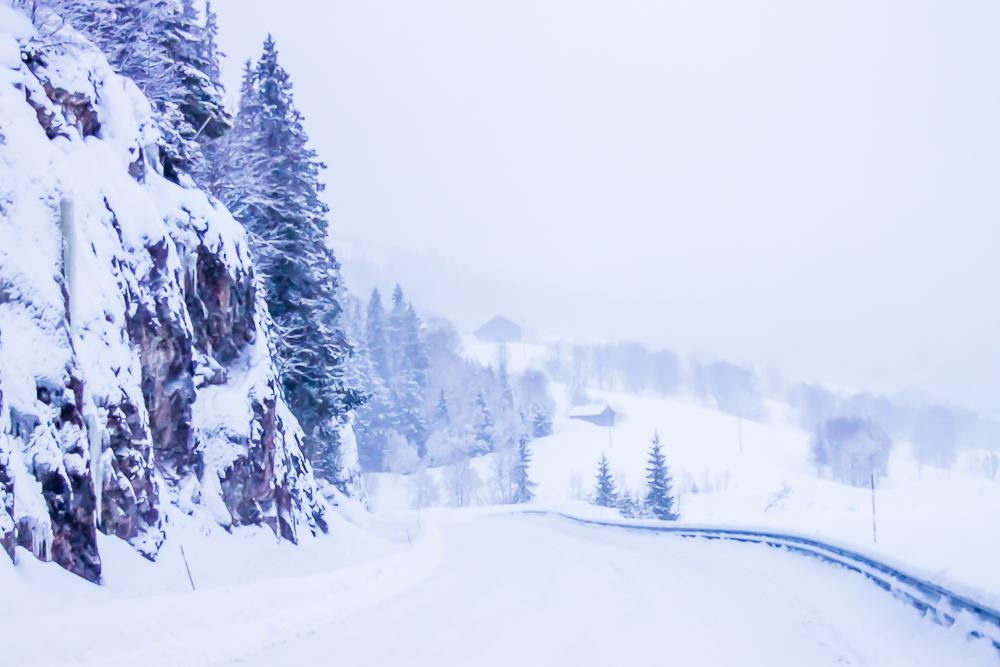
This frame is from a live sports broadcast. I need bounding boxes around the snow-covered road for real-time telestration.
[232,512,993,666]
[4,510,994,665]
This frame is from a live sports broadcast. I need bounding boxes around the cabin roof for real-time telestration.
[568,404,614,418]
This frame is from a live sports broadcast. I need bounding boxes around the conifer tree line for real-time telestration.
[29,0,361,489]
[342,287,554,482]
[592,432,678,521]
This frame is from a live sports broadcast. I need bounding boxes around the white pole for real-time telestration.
[870,471,878,544]
[738,411,743,455]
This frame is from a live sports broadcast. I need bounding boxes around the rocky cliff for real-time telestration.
[0,8,329,582]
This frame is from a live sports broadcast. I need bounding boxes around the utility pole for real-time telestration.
[870,471,878,544]
[738,411,743,455]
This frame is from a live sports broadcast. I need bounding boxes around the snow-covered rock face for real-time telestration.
[0,8,325,582]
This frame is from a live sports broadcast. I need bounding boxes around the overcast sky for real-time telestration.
[214,0,1000,416]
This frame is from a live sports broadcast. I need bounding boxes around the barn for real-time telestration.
[568,404,617,428]
[474,315,522,344]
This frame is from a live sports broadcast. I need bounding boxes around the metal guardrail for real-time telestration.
[527,511,1000,652]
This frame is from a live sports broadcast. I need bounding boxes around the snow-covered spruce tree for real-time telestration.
[434,389,450,426]
[617,490,640,519]
[512,437,537,504]
[218,35,361,480]
[593,454,617,508]
[365,288,392,383]
[37,0,229,181]
[472,390,495,454]
[386,285,430,452]
[350,288,396,470]
[644,432,678,520]
[333,296,391,487]
[497,355,515,409]
[354,379,393,472]
[530,404,553,438]
[353,286,433,471]
[191,0,231,187]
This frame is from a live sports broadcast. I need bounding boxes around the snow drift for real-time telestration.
[0,7,329,582]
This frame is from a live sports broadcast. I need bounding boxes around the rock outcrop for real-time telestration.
[0,8,326,582]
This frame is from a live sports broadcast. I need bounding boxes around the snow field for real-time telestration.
[373,340,1000,607]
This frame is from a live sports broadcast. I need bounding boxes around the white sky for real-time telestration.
[214,0,1000,416]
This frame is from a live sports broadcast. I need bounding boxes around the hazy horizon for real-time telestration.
[215,0,1000,416]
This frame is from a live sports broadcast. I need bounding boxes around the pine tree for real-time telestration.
[171,1,229,159]
[593,454,617,507]
[434,390,450,426]
[384,285,428,452]
[497,356,515,409]
[511,437,537,504]
[208,58,256,202]
[354,379,392,472]
[644,432,677,520]
[617,490,640,519]
[349,291,395,472]
[218,35,360,478]
[472,391,494,454]
[191,0,231,186]
[530,403,553,437]
[365,289,391,383]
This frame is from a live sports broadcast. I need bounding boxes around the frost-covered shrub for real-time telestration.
[811,417,892,487]
[383,431,420,474]
[443,458,481,507]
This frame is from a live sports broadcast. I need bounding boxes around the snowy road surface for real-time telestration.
[4,511,995,666]
[232,512,991,667]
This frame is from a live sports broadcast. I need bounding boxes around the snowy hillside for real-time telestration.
[367,338,1000,607]
[532,386,1000,601]
[0,7,331,582]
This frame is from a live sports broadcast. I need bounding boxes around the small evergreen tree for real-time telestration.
[497,357,515,409]
[593,454,617,507]
[644,432,677,520]
[434,390,450,426]
[511,437,537,504]
[617,490,640,519]
[472,391,494,454]
[530,403,553,438]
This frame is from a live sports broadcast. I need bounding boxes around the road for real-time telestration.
[230,512,993,666]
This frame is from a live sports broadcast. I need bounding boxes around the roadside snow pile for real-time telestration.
[0,6,326,582]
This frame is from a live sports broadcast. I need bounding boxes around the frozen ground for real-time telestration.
[3,509,993,666]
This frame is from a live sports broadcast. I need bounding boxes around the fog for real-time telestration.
[214,0,1000,416]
